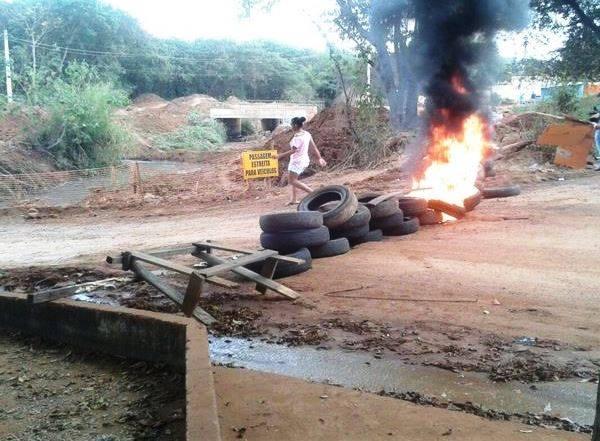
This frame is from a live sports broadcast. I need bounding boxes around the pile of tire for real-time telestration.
[359,193,422,237]
[299,185,382,249]
[256,211,328,279]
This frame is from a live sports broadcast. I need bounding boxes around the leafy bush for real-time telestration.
[338,87,393,168]
[153,119,226,151]
[26,62,131,169]
[551,87,578,114]
[241,120,256,136]
[534,91,599,120]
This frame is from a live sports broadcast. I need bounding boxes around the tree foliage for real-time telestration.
[25,62,131,169]
[0,0,349,102]
[530,0,600,79]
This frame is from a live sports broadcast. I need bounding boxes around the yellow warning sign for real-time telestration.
[241,150,279,180]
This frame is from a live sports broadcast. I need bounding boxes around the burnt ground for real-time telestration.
[0,330,185,441]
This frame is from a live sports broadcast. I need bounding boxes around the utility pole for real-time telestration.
[367,63,371,87]
[3,30,13,103]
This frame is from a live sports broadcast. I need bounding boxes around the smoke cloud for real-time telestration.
[414,0,530,127]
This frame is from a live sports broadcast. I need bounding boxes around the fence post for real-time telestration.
[135,162,144,194]
[593,372,600,441]
[110,166,116,189]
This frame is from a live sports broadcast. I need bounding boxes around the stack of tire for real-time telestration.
[299,185,382,249]
[255,211,327,279]
[359,193,421,236]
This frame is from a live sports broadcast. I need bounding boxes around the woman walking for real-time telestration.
[277,116,327,205]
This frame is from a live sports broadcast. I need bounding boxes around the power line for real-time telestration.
[8,35,327,63]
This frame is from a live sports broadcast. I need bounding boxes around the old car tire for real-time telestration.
[370,212,405,231]
[331,223,370,240]
[298,185,358,229]
[464,191,482,212]
[309,238,351,259]
[366,229,384,242]
[397,197,428,217]
[358,193,400,219]
[260,226,329,254]
[335,204,371,231]
[259,211,323,233]
[382,217,420,236]
[246,248,312,279]
[482,185,521,199]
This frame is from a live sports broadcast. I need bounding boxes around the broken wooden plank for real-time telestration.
[195,249,278,278]
[427,200,466,219]
[193,242,304,265]
[27,277,131,304]
[131,260,216,325]
[128,251,238,289]
[257,258,279,295]
[194,251,299,300]
[107,246,196,265]
[182,272,204,317]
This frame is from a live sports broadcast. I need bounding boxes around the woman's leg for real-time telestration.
[289,172,313,194]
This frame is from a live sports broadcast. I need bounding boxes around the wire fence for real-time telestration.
[0,161,202,209]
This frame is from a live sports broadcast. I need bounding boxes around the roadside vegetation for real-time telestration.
[0,0,356,171]
[24,62,131,169]
[152,115,227,151]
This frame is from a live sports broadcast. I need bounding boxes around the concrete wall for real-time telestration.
[0,294,222,441]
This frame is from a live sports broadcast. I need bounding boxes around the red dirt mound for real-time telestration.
[263,105,356,166]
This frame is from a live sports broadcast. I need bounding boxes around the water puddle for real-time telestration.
[210,336,595,426]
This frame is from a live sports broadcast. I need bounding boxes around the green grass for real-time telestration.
[153,118,227,151]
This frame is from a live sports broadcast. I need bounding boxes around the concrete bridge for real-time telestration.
[210,101,319,139]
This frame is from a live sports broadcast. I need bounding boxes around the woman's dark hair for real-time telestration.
[291,116,306,128]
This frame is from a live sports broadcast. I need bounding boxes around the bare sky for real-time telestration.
[105,0,564,60]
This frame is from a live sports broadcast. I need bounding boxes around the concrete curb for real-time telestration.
[0,293,222,441]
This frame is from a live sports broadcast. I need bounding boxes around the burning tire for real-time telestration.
[464,191,482,212]
[331,224,370,241]
[259,212,323,233]
[482,185,521,199]
[370,212,405,231]
[309,238,351,259]
[419,209,443,225]
[382,217,420,236]
[260,226,329,254]
[333,204,371,231]
[358,193,400,219]
[397,197,428,217]
[299,185,358,229]
[246,248,312,279]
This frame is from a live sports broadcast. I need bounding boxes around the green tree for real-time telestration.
[530,0,600,79]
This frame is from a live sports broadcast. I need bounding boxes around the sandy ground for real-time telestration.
[0,329,587,441]
[2,171,600,437]
[0,331,185,441]
[214,367,587,441]
[3,175,600,348]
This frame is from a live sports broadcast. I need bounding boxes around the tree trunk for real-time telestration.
[386,87,406,132]
[31,36,37,104]
[403,75,420,129]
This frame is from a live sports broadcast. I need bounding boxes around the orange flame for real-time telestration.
[411,114,489,210]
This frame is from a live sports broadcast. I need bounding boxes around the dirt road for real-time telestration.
[4,172,600,356]
[3,171,600,433]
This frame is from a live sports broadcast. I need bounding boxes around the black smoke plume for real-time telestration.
[414,0,529,130]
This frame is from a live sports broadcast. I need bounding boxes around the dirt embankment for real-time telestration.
[0,110,57,175]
